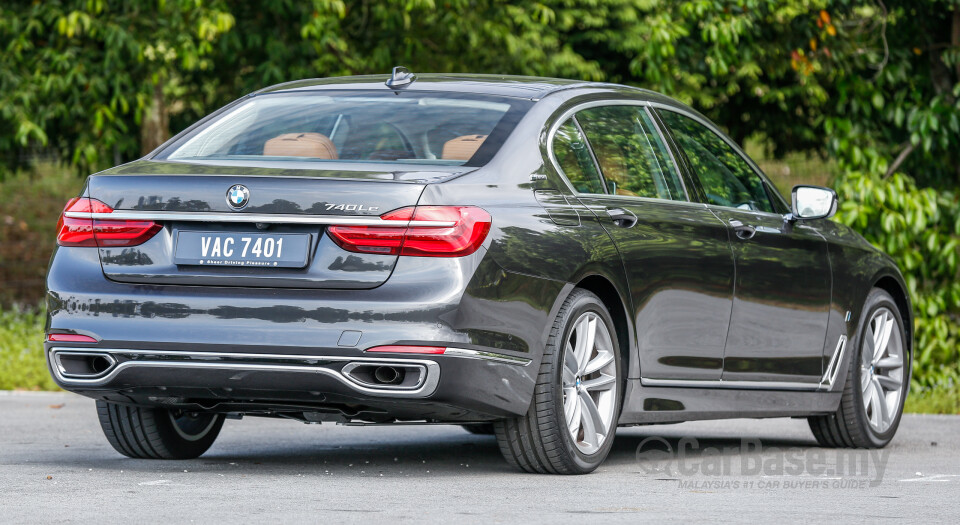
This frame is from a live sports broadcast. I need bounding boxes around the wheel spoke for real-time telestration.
[563,388,579,427]
[876,374,901,390]
[563,344,578,387]
[874,356,903,369]
[862,378,875,410]
[874,313,892,362]
[860,368,872,393]
[578,391,604,448]
[581,373,615,392]
[868,380,883,428]
[872,376,890,425]
[566,391,582,434]
[584,349,614,376]
[862,331,875,368]
[574,316,596,374]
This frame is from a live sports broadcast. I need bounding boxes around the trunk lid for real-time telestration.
[86,160,466,289]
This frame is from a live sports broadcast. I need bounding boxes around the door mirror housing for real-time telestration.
[790,185,837,220]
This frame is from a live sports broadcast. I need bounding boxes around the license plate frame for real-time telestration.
[174,231,311,268]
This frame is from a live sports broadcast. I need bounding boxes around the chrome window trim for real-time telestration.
[703,202,788,222]
[648,101,792,213]
[545,99,691,204]
[63,211,455,227]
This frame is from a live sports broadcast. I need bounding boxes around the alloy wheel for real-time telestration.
[860,307,905,433]
[562,311,618,455]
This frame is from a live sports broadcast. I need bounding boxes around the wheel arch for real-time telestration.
[872,273,913,355]
[572,274,635,380]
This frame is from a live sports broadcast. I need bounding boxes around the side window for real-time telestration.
[659,110,774,213]
[552,119,606,194]
[576,105,685,200]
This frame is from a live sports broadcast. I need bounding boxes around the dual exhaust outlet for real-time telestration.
[50,349,432,393]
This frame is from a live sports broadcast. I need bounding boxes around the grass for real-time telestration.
[905,385,960,415]
[0,307,58,391]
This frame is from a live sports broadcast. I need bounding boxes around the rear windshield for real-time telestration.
[156,91,532,167]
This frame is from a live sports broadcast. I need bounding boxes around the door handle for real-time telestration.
[606,208,638,228]
[728,219,757,240]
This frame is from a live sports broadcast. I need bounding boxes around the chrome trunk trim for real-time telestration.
[63,211,455,227]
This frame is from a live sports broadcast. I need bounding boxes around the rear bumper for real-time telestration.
[45,245,563,419]
[45,345,532,420]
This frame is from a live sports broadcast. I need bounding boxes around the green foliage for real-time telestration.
[0,0,958,390]
[835,171,960,388]
[0,306,57,391]
[0,164,85,306]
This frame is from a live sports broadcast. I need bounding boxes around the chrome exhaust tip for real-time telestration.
[373,366,402,385]
[341,362,426,390]
[53,351,117,379]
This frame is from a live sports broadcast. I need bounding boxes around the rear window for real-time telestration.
[156,91,532,167]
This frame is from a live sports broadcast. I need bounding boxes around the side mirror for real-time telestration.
[790,185,837,220]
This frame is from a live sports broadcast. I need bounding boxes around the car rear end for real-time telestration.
[44,85,540,422]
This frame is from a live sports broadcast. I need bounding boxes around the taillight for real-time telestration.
[56,197,161,247]
[47,333,98,343]
[327,206,491,257]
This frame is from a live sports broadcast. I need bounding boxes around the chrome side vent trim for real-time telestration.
[820,335,847,389]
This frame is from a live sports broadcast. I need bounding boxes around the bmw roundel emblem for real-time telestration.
[226,184,250,209]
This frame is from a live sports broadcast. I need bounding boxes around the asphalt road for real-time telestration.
[1,392,957,523]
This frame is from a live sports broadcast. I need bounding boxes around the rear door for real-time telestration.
[551,103,735,381]
[657,109,831,384]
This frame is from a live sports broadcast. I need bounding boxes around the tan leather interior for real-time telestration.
[441,135,487,160]
[263,133,338,159]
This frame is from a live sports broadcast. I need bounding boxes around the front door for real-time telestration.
[658,109,831,384]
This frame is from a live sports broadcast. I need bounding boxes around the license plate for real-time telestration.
[174,231,310,268]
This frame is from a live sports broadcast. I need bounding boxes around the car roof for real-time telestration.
[254,73,679,104]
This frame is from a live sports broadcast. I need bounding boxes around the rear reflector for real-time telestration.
[47,333,98,343]
[327,206,491,257]
[57,197,161,247]
[364,345,447,354]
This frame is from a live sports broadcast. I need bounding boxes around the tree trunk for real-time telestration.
[140,81,170,156]
[953,9,960,83]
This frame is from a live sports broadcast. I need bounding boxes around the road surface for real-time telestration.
[1,392,957,523]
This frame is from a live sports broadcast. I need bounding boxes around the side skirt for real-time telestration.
[617,379,842,425]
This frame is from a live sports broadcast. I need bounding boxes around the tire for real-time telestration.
[494,288,623,474]
[96,401,225,459]
[461,423,496,435]
[808,288,911,448]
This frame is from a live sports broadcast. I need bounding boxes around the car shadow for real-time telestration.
[39,426,822,477]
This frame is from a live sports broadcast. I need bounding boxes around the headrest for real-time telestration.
[263,133,338,159]
[441,135,487,160]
